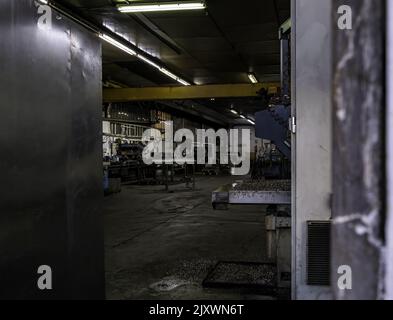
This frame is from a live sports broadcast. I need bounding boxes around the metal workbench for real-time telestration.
[212,180,291,209]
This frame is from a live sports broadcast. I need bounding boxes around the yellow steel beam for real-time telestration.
[103,83,279,102]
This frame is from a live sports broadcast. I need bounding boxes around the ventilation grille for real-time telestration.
[307,221,331,286]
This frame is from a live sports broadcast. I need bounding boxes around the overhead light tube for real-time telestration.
[99,34,136,56]
[248,73,258,84]
[99,34,191,86]
[137,54,160,69]
[160,68,179,81]
[177,78,191,86]
[118,1,206,13]
[160,68,190,85]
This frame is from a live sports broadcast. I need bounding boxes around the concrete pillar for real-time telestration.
[387,0,393,301]
[291,0,333,300]
[331,0,386,300]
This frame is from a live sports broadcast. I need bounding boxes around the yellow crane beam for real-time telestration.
[103,83,279,102]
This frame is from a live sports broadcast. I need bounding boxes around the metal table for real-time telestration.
[212,180,291,209]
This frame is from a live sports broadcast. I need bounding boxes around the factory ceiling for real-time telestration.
[56,0,290,124]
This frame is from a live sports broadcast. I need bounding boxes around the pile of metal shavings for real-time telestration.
[232,180,291,192]
[203,262,277,288]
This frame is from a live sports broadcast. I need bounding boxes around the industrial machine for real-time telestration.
[211,178,291,292]
[211,19,292,296]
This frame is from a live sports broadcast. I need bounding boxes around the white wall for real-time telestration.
[292,0,333,300]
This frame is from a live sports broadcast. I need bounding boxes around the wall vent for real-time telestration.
[307,221,331,286]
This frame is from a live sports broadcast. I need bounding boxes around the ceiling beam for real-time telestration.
[158,101,228,127]
[103,83,279,102]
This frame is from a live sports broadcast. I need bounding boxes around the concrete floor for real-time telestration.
[104,175,274,300]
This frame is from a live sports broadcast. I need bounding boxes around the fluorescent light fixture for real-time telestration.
[160,68,190,86]
[99,34,136,56]
[240,115,246,119]
[248,73,258,84]
[160,68,178,81]
[118,1,206,13]
[137,55,190,85]
[137,54,160,69]
[177,78,191,86]
[37,0,49,4]
[247,119,255,125]
[230,109,238,115]
[99,34,191,86]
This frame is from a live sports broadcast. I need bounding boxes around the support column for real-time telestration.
[291,0,333,300]
[332,0,386,300]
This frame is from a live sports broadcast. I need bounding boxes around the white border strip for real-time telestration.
[386,0,393,300]
[290,0,297,300]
